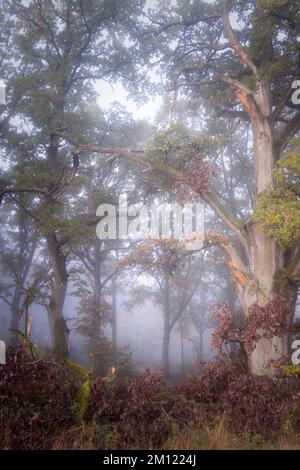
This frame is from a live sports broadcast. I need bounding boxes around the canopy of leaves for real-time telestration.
[254,143,300,247]
[144,124,218,195]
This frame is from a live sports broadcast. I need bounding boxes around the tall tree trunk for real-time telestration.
[45,125,70,358]
[238,81,294,375]
[112,275,117,357]
[9,286,23,346]
[46,232,69,359]
[242,224,287,375]
[162,276,171,378]
[111,249,118,357]
[162,325,171,379]
[9,207,36,346]
[92,239,102,344]
[180,317,185,376]
[198,327,203,361]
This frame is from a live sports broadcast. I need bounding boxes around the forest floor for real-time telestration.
[48,419,300,450]
[1,347,300,450]
[163,419,300,450]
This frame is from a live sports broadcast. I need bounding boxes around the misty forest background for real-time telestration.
[0,0,300,450]
[1,0,300,378]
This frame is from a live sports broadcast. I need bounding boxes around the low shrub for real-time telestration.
[1,347,300,449]
[0,347,78,449]
[182,361,298,438]
[87,370,200,448]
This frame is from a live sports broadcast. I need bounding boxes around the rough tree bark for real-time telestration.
[236,80,297,374]
[213,78,298,375]
[217,9,299,374]
[45,126,71,358]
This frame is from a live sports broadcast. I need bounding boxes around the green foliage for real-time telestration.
[66,359,91,422]
[258,57,290,81]
[240,74,257,90]
[77,378,91,422]
[254,147,300,247]
[65,359,90,378]
[144,124,219,195]
[145,124,218,171]
[93,424,115,448]
[33,202,90,243]
[87,339,135,379]
[282,365,300,377]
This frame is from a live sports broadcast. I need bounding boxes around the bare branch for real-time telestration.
[222,9,257,75]
[0,188,48,205]
[51,134,249,252]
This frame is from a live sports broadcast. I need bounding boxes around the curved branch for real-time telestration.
[51,135,249,255]
[202,191,249,257]
[205,231,249,287]
[221,74,254,98]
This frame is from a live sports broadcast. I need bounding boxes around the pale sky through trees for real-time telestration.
[94,0,221,121]
[95,0,163,120]
[95,79,162,122]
